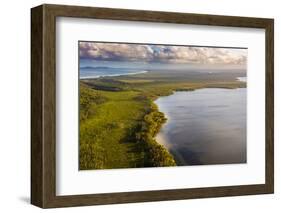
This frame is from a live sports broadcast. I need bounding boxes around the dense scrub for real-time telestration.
[79,83,176,169]
[135,103,176,167]
[80,83,107,121]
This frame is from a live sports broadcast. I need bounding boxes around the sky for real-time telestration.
[79,41,247,69]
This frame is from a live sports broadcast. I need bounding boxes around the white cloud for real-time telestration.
[79,42,247,65]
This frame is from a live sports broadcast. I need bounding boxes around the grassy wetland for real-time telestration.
[79,69,246,170]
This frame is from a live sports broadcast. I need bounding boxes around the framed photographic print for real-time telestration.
[31,4,274,208]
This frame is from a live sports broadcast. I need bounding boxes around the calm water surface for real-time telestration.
[155,88,246,166]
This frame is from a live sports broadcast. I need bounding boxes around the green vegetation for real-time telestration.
[80,70,246,170]
[79,83,107,121]
[79,83,176,170]
[135,103,176,167]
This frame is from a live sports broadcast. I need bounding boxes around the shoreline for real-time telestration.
[80,70,148,80]
[131,100,177,167]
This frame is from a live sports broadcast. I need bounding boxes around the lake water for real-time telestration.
[155,88,247,166]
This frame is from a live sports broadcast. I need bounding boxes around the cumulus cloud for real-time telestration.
[79,42,247,65]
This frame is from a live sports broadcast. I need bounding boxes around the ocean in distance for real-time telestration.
[80,66,148,79]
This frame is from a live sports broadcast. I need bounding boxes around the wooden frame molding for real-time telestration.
[31,4,274,208]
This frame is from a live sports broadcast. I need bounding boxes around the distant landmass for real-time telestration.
[80,66,114,70]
